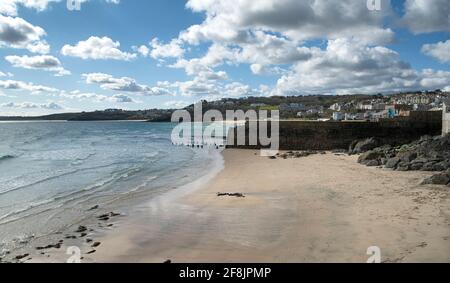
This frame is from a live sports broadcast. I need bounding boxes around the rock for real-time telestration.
[433,160,450,171]
[396,162,410,171]
[97,214,110,221]
[91,242,101,248]
[366,160,380,167]
[385,158,400,169]
[88,205,99,211]
[75,226,87,233]
[397,151,418,162]
[87,250,96,254]
[15,254,29,260]
[412,157,429,164]
[351,138,379,154]
[410,163,424,171]
[422,173,450,185]
[358,150,383,165]
[422,162,437,171]
[86,239,93,243]
[36,243,61,250]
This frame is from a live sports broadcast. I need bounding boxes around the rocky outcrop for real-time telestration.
[272,151,326,160]
[355,135,450,186]
[349,138,380,155]
[421,173,450,186]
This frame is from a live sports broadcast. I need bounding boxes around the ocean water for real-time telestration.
[0,121,222,254]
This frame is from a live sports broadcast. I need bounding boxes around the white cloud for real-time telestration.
[0,79,59,93]
[0,14,49,53]
[0,0,122,16]
[2,101,63,110]
[148,38,185,60]
[111,93,134,103]
[5,55,70,76]
[272,38,450,95]
[0,71,13,77]
[422,40,450,63]
[61,36,136,61]
[83,73,171,96]
[402,0,450,34]
[182,0,394,45]
[0,0,59,16]
[62,90,135,103]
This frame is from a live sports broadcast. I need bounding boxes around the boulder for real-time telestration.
[422,173,450,185]
[412,157,429,164]
[397,151,418,163]
[385,158,400,169]
[358,150,383,165]
[396,162,410,171]
[422,162,437,171]
[433,160,450,171]
[351,138,379,154]
[366,160,381,167]
[410,163,424,171]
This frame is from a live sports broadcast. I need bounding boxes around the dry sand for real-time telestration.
[90,150,450,263]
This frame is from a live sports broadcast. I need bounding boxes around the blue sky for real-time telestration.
[0,0,449,115]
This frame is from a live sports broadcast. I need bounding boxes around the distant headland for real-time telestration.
[0,90,447,122]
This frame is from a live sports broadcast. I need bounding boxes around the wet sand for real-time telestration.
[90,150,450,263]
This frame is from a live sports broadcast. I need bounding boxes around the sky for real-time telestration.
[0,0,449,116]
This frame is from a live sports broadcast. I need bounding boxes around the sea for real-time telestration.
[0,121,225,257]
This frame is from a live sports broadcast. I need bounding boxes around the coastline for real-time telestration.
[13,148,224,263]
[88,149,450,263]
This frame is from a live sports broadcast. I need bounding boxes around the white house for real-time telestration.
[329,103,342,111]
[332,112,344,121]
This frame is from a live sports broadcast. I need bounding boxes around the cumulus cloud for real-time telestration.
[422,40,450,63]
[146,38,185,60]
[272,38,450,95]
[0,0,59,16]
[5,55,70,76]
[1,101,63,110]
[83,73,171,96]
[61,36,136,61]
[0,70,13,77]
[62,90,135,103]
[0,79,59,93]
[402,0,450,34]
[0,0,122,16]
[182,0,394,45]
[0,14,49,53]
[161,0,450,97]
[111,93,134,103]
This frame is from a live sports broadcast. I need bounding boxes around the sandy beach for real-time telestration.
[89,149,450,263]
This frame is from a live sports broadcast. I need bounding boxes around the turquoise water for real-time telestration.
[0,121,221,253]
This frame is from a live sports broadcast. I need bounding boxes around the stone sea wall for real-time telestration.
[227,111,443,151]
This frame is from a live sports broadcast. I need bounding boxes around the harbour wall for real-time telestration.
[227,111,442,150]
